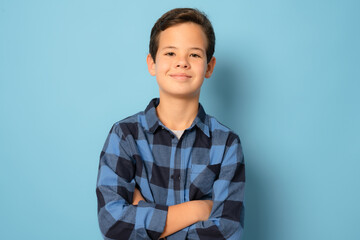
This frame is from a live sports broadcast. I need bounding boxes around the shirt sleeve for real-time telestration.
[187,133,245,240]
[96,123,168,240]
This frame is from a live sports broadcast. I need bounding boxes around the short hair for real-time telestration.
[149,8,215,63]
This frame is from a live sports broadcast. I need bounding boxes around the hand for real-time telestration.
[132,187,145,205]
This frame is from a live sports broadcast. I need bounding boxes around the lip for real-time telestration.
[169,73,192,80]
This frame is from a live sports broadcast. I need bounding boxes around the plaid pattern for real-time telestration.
[97,98,245,240]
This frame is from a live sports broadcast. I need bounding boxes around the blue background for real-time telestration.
[1,0,359,239]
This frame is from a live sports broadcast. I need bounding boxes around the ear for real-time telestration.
[205,56,216,78]
[146,54,156,76]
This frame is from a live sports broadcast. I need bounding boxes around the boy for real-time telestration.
[97,8,245,240]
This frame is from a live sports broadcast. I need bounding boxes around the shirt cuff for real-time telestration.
[135,200,168,239]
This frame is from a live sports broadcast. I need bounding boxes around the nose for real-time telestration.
[175,56,189,69]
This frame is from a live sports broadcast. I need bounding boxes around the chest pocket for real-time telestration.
[189,163,221,200]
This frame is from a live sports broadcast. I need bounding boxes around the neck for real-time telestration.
[156,93,200,130]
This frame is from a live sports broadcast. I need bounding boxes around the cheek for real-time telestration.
[194,62,207,75]
[155,60,170,74]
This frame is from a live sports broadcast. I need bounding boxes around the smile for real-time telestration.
[169,73,192,80]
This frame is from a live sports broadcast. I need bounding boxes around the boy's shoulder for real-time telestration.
[115,110,145,125]
[109,110,146,138]
[110,98,157,136]
[206,114,241,146]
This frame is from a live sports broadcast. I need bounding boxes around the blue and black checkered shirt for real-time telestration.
[97,98,245,239]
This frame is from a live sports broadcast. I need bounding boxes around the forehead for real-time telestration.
[157,22,208,49]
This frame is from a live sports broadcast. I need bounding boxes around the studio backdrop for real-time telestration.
[1,1,359,239]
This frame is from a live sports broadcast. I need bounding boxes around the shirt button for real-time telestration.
[178,176,181,180]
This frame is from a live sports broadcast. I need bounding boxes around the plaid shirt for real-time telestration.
[96,98,245,240]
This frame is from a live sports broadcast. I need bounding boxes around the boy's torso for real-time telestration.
[114,98,238,206]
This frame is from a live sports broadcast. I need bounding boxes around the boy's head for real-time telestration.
[149,8,215,63]
[147,8,217,99]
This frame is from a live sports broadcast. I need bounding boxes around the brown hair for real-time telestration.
[149,8,215,63]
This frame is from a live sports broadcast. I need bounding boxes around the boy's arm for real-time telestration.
[187,133,245,239]
[159,200,213,238]
[96,123,168,240]
[133,188,213,238]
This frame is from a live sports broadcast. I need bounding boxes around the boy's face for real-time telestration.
[147,22,216,99]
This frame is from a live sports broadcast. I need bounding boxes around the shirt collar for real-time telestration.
[144,98,210,137]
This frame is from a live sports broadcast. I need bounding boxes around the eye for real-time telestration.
[190,53,201,58]
[165,52,175,56]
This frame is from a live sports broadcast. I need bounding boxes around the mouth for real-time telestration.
[169,73,192,80]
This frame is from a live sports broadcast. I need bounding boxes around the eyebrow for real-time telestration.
[161,46,205,53]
